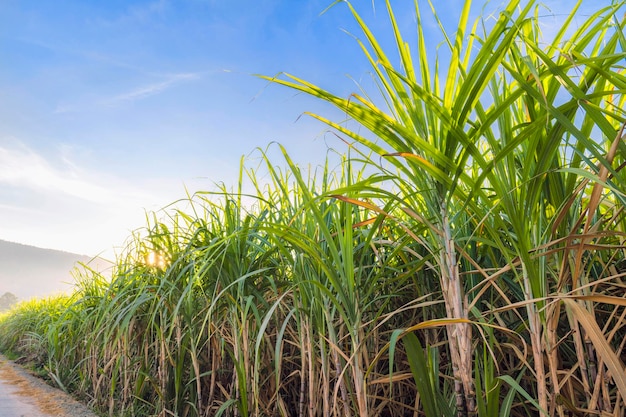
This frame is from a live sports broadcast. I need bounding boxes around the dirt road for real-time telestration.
[0,354,98,417]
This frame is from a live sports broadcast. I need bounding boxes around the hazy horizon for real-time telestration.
[0,239,113,300]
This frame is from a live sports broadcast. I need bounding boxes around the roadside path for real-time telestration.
[0,354,98,417]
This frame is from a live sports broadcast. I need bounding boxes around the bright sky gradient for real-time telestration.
[0,0,613,259]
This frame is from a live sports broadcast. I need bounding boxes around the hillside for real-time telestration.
[0,240,112,301]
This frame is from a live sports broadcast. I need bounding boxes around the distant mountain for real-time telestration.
[0,239,113,301]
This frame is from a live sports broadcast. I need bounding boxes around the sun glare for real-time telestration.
[144,251,168,269]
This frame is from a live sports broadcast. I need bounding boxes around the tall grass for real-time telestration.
[262,0,626,416]
[0,1,625,416]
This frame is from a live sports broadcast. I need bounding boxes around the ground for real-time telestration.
[0,354,98,417]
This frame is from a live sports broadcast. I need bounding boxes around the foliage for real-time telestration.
[1,1,626,416]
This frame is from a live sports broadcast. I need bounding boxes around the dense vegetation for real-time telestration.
[1,1,625,416]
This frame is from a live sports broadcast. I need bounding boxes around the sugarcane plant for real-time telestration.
[262,0,626,416]
[0,1,625,416]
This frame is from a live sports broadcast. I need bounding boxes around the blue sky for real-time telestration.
[0,0,614,258]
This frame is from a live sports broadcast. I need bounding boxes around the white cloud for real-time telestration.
[52,103,77,114]
[0,139,226,258]
[128,0,169,22]
[104,72,201,104]
[92,0,170,27]
[0,143,117,203]
[0,140,175,257]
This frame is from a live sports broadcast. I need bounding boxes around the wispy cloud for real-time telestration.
[126,0,169,23]
[93,0,170,27]
[0,140,174,256]
[51,72,203,113]
[104,72,201,105]
[0,141,139,204]
[53,103,78,114]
